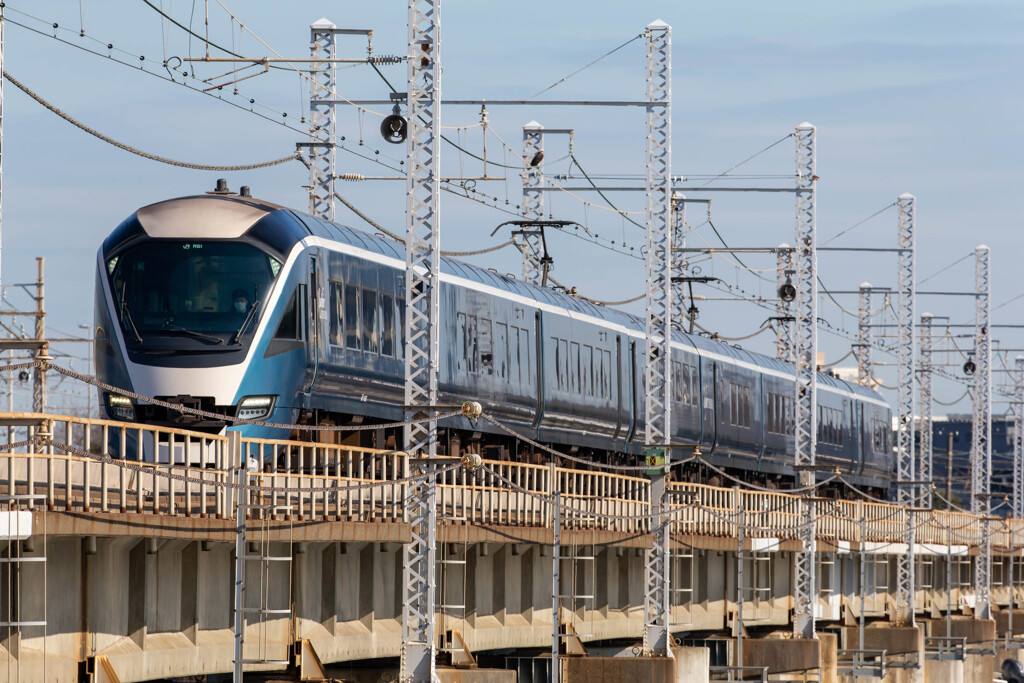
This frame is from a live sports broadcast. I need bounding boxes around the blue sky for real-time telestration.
[3,1,1022,413]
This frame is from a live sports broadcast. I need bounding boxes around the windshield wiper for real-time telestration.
[160,326,225,345]
[230,296,261,345]
[119,282,144,343]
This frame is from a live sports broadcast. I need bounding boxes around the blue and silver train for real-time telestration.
[94,182,894,490]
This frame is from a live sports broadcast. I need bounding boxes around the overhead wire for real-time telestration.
[4,70,298,171]
[819,202,896,247]
[525,33,643,100]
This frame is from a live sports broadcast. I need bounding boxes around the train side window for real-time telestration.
[495,322,509,380]
[479,318,494,375]
[362,289,379,354]
[344,284,361,350]
[466,315,479,373]
[584,345,594,396]
[456,313,468,372]
[397,299,406,360]
[380,293,395,357]
[552,337,563,390]
[328,282,343,346]
[521,328,532,385]
[604,349,612,399]
[570,342,581,394]
[509,325,519,381]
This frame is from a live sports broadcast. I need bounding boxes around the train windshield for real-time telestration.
[107,241,281,341]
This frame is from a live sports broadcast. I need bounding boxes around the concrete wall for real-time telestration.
[1,520,1021,682]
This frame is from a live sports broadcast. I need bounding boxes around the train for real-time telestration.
[94,181,894,491]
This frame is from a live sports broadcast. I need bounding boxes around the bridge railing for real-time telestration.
[3,413,1024,550]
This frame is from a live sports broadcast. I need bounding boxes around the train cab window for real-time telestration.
[362,289,379,354]
[344,284,360,350]
[603,349,612,399]
[274,285,306,341]
[380,294,395,357]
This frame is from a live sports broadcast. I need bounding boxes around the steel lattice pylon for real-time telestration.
[971,245,992,621]
[401,0,442,679]
[308,19,337,221]
[894,193,916,627]
[642,18,673,658]
[792,122,817,640]
[857,284,873,386]
[1015,356,1024,520]
[671,194,686,331]
[521,122,545,285]
[776,244,794,362]
[919,313,934,495]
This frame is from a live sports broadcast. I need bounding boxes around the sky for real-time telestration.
[2,1,1023,415]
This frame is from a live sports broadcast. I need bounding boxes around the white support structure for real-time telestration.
[776,244,794,363]
[792,122,817,640]
[1015,356,1024,521]
[894,193,916,627]
[919,313,934,496]
[401,0,442,679]
[641,18,673,659]
[308,19,338,221]
[857,284,873,386]
[551,485,561,683]
[671,194,686,331]
[521,122,545,285]
[972,245,992,621]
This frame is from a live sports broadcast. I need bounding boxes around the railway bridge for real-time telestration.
[0,412,1022,682]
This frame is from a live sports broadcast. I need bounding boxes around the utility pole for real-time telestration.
[792,122,817,640]
[521,121,545,285]
[671,194,686,331]
[79,323,92,418]
[1015,356,1024,520]
[894,193,916,627]
[919,313,934,495]
[971,245,992,621]
[308,19,339,221]
[641,18,673,659]
[776,244,793,362]
[401,0,442,680]
[32,257,46,414]
[856,283,872,386]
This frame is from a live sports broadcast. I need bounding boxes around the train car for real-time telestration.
[94,182,893,490]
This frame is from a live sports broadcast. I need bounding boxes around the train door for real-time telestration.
[612,335,623,440]
[700,359,717,454]
[532,310,545,430]
[305,255,321,395]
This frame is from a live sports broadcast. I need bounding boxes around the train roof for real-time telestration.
[291,211,885,404]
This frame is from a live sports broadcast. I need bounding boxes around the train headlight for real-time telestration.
[235,395,276,421]
[106,393,136,421]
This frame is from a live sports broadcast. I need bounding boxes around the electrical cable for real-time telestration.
[525,33,643,100]
[4,70,299,170]
[698,133,795,189]
[819,203,896,247]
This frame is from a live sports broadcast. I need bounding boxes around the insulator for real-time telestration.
[338,173,365,181]
[460,401,483,418]
[460,452,483,470]
[368,55,404,64]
